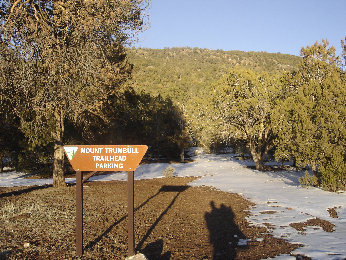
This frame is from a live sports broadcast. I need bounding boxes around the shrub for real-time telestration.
[299,171,319,187]
[162,166,175,178]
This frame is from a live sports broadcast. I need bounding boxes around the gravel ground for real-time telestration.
[0,176,302,259]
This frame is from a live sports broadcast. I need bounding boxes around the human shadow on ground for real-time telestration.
[0,184,52,198]
[205,201,247,260]
[85,185,189,253]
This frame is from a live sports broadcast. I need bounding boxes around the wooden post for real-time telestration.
[76,170,83,256]
[128,171,135,256]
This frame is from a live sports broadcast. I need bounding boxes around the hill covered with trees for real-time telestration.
[127,47,301,103]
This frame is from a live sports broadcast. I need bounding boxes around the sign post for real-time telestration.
[76,170,83,256]
[64,145,148,257]
[128,171,135,256]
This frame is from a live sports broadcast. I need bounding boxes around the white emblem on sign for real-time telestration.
[64,146,78,160]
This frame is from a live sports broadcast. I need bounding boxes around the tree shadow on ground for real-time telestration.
[86,185,189,254]
[205,201,247,260]
[229,156,305,187]
[0,184,52,199]
[136,185,189,253]
[85,188,162,250]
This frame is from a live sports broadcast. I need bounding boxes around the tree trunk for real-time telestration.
[249,142,266,171]
[311,163,321,184]
[180,146,184,162]
[252,152,265,171]
[53,141,66,187]
[292,157,297,168]
[52,109,66,188]
[0,156,3,172]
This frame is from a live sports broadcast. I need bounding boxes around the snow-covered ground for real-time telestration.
[1,152,345,259]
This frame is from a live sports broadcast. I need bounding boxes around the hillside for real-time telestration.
[127,47,301,103]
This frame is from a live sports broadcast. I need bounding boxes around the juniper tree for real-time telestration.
[210,67,281,170]
[272,40,346,191]
[0,0,148,187]
[342,37,346,68]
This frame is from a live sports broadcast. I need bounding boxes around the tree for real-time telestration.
[0,38,24,171]
[0,106,23,172]
[273,40,346,191]
[98,89,190,160]
[1,0,148,187]
[185,94,226,153]
[210,67,281,170]
[341,36,346,69]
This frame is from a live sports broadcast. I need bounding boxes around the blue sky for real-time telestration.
[135,0,346,56]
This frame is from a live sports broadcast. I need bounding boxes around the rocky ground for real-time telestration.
[0,176,304,259]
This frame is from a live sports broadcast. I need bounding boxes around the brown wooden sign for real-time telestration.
[64,145,148,172]
[65,145,148,257]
